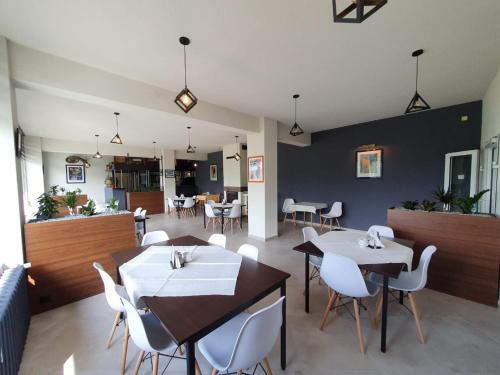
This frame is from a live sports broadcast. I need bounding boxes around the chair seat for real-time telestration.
[365,279,380,297]
[321,214,337,218]
[369,271,419,292]
[309,255,322,267]
[142,312,177,352]
[198,312,251,371]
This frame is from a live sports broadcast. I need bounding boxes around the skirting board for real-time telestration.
[248,233,279,242]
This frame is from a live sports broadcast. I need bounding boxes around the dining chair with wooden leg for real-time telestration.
[320,202,342,231]
[370,245,437,344]
[319,253,379,354]
[282,198,295,223]
[205,203,221,232]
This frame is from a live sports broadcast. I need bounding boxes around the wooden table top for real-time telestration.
[110,235,291,345]
[293,236,415,278]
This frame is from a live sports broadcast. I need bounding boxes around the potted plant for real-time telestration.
[81,200,97,216]
[420,199,436,212]
[401,200,419,210]
[60,188,82,215]
[108,197,119,213]
[434,186,454,212]
[454,190,489,214]
[35,185,60,220]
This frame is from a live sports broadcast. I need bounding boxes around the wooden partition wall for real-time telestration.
[387,209,500,307]
[127,191,165,214]
[24,213,135,314]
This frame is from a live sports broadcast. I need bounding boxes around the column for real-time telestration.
[162,149,176,212]
[247,117,278,240]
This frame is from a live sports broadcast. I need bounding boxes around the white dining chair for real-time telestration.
[183,197,196,217]
[207,199,221,215]
[198,297,285,375]
[208,233,226,248]
[232,199,241,204]
[133,207,143,217]
[135,209,147,238]
[320,202,342,231]
[282,198,295,222]
[369,245,437,344]
[93,263,130,374]
[303,227,322,282]
[205,204,221,232]
[319,252,378,354]
[141,230,169,246]
[118,287,202,375]
[237,244,259,261]
[368,225,394,239]
[167,198,176,215]
[223,204,241,233]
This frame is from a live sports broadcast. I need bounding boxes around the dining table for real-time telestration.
[204,203,245,234]
[110,235,290,375]
[171,197,197,219]
[288,202,328,225]
[293,228,415,353]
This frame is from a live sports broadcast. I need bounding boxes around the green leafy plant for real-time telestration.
[420,199,436,212]
[402,200,419,210]
[35,185,60,220]
[81,200,96,216]
[108,197,119,212]
[434,186,454,211]
[61,188,82,214]
[454,189,489,214]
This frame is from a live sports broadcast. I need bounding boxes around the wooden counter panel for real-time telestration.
[127,191,165,214]
[387,209,500,306]
[24,213,135,314]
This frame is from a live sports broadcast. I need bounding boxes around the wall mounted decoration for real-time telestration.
[290,94,304,136]
[65,155,90,168]
[174,36,198,113]
[332,0,387,23]
[405,49,431,114]
[356,149,382,178]
[210,165,218,181]
[248,155,264,183]
[165,169,175,178]
[66,165,86,184]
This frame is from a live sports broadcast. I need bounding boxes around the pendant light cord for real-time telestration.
[184,45,187,88]
[294,97,297,122]
[115,114,119,133]
[96,135,99,152]
[415,55,419,92]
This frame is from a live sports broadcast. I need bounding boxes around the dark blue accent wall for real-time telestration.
[197,151,224,194]
[278,101,482,230]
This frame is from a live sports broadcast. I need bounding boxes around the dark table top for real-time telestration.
[110,235,291,345]
[293,236,415,278]
[133,216,150,222]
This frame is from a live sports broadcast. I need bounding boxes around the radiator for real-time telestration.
[0,266,30,375]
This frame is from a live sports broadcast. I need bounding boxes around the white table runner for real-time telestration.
[119,245,242,305]
[312,229,413,270]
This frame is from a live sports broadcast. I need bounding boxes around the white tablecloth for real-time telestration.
[119,245,242,305]
[289,202,328,214]
[312,229,413,270]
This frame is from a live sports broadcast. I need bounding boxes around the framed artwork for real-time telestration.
[165,169,175,178]
[210,165,218,181]
[248,155,264,183]
[66,164,86,184]
[356,149,382,178]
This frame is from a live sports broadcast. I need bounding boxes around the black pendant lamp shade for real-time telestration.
[290,94,304,136]
[110,112,123,144]
[405,49,431,114]
[332,0,387,24]
[175,37,198,113]
[93,134,103,159]
[186,126,195,153]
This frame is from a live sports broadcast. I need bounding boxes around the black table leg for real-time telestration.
[194,204,196,216]
[280,282,287,370]
[116,266,123,319]
[240,208,243,229]
[305,253,310,313]
[143,219,147,235]
[381,275,389,352]
[186,340,195,375]
[399,290,404,305]
[221,212,225,234]
[177,205,181,219]
[203,204,206,228]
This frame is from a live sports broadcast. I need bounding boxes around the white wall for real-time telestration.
[23,136,45,220]
[42,151,113,204]
[223,143,247,188]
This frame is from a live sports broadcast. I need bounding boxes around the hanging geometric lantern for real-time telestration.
[405,49,431,114]
[174,36,198,113]
[332,0,387,23]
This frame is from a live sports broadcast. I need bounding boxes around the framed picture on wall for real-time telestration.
[248,155,264,183]
[165,169,175,178]
[356,149,382,178]
[210,165,218,181]
[66,164,86,184]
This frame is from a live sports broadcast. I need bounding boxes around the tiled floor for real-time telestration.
[20,213,500,374]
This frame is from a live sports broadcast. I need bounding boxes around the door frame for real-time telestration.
[444,149,479,198]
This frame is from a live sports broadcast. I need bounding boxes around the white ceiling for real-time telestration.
[2,0,500,138]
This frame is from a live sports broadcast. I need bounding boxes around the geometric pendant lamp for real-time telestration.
[174,36,198,113]
[405,49,431,114]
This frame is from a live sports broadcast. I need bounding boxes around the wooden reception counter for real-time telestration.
[387,209,500,306]
[24,211,135,314]
[126,191,165,214]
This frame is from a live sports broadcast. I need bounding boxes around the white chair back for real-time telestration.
[227,204,241,218]
[168,198,176,209]
[209,233,226,248]
[320,253,370,298]
[232,199,241,204]
[368,225,394,239]
[237,244,258,261]
[282,198,295,213]
[141,230,169,246]
[328,202,342,217]
[207,200,216,206]
[93,262,125,312]
[205,203,217,218]
[226,297,285,372]
[134,207,143,216]
[140,209,147,218]
[302,227,318,242]
[412,246,437,291]
[183,197,195,208]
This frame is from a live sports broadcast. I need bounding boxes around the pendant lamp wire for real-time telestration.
[184,45,187,88]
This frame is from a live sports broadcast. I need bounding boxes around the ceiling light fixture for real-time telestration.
[405,49,431,114]
[226,136,241,161]
[186,126,195,153]
[332,0,387,23]
[174,36,198,113]
[93,134,103,159]
[110,112,123,144]
[290,94,304,136]
[152,141,158,161]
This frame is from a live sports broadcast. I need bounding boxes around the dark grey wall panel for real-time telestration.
[197,151,224,194]
[278,101,482,230]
